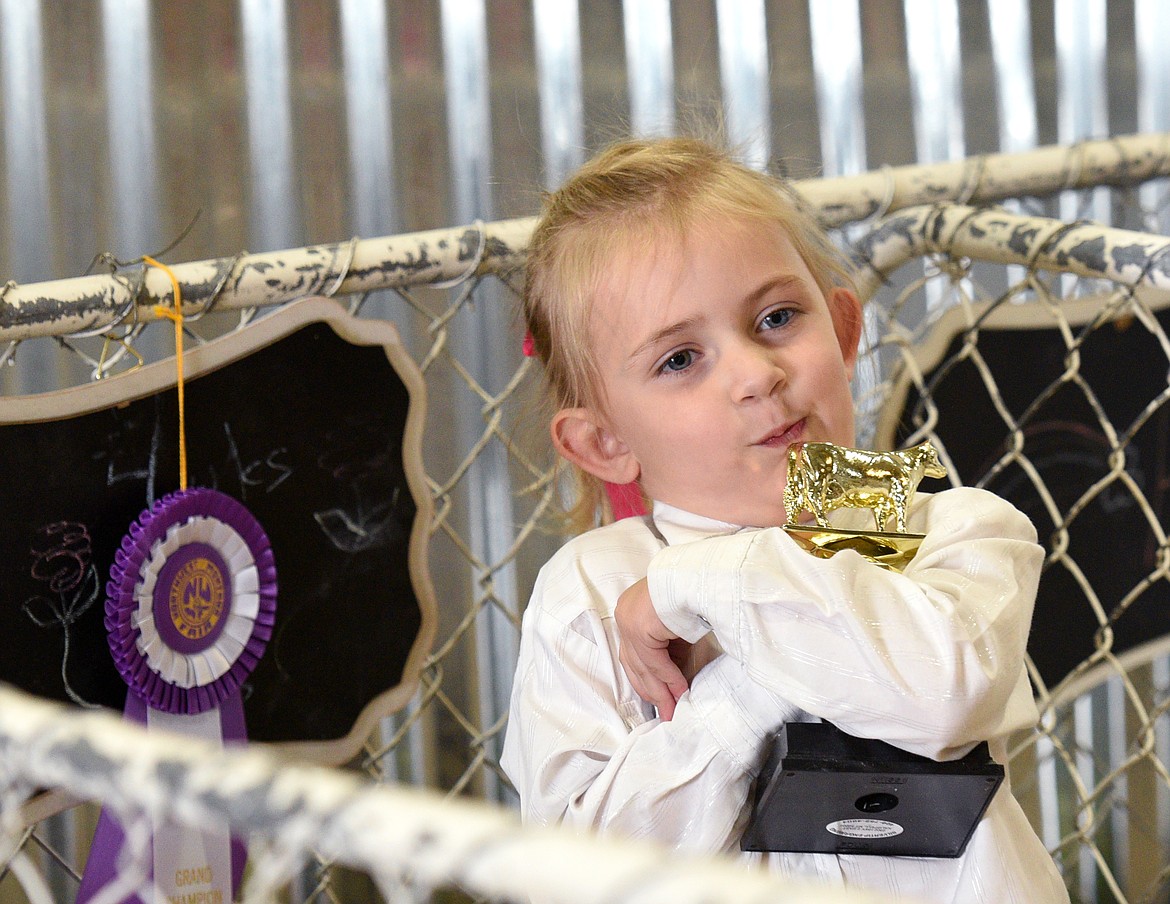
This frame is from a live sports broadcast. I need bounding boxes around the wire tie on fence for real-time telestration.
[66,275,144,342]
[859,165,897,227]
[1107,134,1139,186]
[68,262,152,345]
[1062,139,1089,193]
[922,204,952,256]
[96,333,145,379]
[430,220,487,289]
[185,251,245,322]
[934,204,986,283]
[932,203,984,256]
[1131,238,1170,290]
[85,211,203,277]
[955,155,988,206]
[1023,218,1086,276]
[322,236,359,298]
[143,255,188,491]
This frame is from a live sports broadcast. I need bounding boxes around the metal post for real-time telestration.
[987,0,1038,154]
[102,0,166,366]
[441,0,520,803]
[534,0,584,187]
[240,0,300,252]
[1135,0,1170,234]
[623,0,675,138]
[1055,0,1109,227]
[715,0,769,170]
[1,0,54,393]
[903,0,965,165]
[809,0,866,178]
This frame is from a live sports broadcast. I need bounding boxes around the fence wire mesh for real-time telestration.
[854,201,1170,904]
[3,135,1170,903]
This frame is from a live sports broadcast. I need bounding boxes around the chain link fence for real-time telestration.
[2,134,1170,902]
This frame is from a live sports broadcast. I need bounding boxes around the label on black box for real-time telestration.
[826,819,904,839]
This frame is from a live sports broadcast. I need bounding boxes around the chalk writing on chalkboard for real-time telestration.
[0,298,436,765]
[22,521,102,707]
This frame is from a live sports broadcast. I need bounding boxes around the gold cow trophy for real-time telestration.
[782,440,948,572]
[743,439,1002,861]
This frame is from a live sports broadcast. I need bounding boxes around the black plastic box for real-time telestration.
[741,722,1004,858]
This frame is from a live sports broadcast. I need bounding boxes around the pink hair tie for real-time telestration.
[522,330,536,357]
[606,481,646,520]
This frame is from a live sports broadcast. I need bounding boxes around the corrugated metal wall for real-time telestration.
[2,1,1164,285]
[3,10,1170,900]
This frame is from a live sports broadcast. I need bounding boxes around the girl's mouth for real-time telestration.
[757,418,805,447]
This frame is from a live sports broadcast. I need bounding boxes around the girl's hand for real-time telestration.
[615,578,687,720]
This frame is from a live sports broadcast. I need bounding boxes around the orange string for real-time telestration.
[143,255,187,491]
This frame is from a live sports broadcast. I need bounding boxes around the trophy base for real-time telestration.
[783,524,925,572]
[741,722,1003,858]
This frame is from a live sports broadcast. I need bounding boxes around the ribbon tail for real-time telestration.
[78,692,249,903]
[77,693,149,904]
[76,808,150,904]
[218,689,249,891]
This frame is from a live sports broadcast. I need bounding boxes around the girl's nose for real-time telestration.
[731,344,785,402]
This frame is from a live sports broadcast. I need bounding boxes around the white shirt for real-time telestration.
[501,488,1068,904]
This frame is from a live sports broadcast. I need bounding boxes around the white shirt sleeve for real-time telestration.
[646,488,1042,761]
[500,529,803,851]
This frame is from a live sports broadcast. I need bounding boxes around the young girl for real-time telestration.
[500,137,1068,903]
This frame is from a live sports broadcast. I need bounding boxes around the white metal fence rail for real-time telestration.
[0,684,897,904]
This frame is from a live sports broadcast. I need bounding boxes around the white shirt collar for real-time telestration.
[649,500,746,546]
[647,498,875,547]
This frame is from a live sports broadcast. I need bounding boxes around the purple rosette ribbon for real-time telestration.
[104,487,276,713]
[79,488,276,904]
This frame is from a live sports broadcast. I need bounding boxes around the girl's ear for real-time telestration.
[830,287,864,372]
[551,408,640,484]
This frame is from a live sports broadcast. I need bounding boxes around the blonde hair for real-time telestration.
[523,136,859,531]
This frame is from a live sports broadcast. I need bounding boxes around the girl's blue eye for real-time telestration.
[660,349,694,373]
[760,308,793,331]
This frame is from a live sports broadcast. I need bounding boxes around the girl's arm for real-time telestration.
[645,487,1042,761]
[501,584,799,849]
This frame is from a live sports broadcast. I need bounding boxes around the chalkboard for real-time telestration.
[0,297,436,764]
[877,298,1170,687]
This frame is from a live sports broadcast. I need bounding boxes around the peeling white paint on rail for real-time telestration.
[5,132,1170,344]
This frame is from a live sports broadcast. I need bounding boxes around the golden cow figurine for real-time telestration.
[783,440,948,571]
